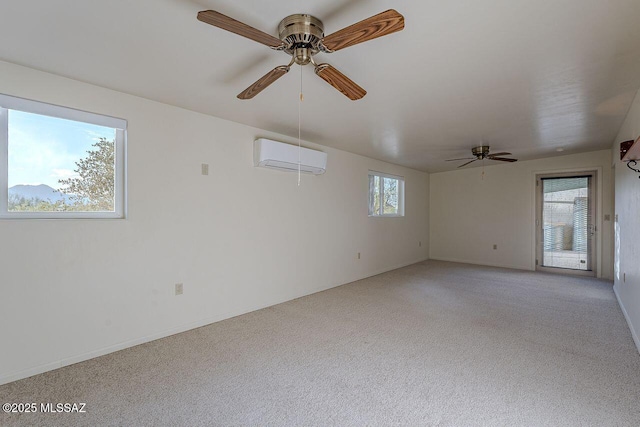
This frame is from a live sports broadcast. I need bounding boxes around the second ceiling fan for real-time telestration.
[197,8,404,100]
[446,146,518,168]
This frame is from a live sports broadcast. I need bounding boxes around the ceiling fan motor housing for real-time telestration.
[278,14,325,63]
[472,145,491,159]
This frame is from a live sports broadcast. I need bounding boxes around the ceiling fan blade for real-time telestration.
[445,157,476,161]
[458,159,478,168]
[237,66,289,99]
[487,152,512,157]
[315,64,366,100]
[197,10,285,49]
[489,157,518,162]
[320,9,405,52]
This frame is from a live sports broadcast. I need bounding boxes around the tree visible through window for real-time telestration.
[1,94,126,218]
[368,171,404,216]
[57,137,115,212]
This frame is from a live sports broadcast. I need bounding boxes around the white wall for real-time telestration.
[0,61,429,385]
[612,89,640,353]
[429,150,614,279]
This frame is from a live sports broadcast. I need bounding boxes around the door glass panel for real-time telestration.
[541,177,591,270]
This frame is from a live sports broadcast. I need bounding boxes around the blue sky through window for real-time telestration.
[8,110,115,189]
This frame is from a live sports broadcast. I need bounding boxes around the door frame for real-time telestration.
[533,168,600,277]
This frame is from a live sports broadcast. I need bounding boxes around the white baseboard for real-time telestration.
[352,257,430,282]
[0,257,429,386]
[613,284,640,355]
[428,256,531,272]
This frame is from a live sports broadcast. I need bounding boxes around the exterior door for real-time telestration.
[536,173,596,276]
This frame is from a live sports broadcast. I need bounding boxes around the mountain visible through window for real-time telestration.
[8,110,116,212]
[0,93,126,219]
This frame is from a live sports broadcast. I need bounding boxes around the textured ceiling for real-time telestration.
[1,0,639,171]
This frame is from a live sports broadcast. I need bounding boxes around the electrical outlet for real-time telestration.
[357,252,361,260]
[493,244,497,250]
[201,163,209,175]
[604,214,611,221]
[175,283,183,296]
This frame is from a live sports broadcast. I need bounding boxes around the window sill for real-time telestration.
[0,212,124,220]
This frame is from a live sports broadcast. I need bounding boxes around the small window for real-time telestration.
[0,94,126,219]
[368,171,404,217]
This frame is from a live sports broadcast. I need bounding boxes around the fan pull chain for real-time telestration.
[298,65,303,186]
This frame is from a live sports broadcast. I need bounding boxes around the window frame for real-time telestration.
[0,94,127,219]
[368,170,405,217]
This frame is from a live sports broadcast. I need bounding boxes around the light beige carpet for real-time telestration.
[1,261,639,426]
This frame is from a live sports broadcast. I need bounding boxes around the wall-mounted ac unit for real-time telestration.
[254,138,327,175]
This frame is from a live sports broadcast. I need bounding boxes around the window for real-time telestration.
[0,94,126,219]
[368,171,404,217]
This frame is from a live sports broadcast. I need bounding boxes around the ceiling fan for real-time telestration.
[197,9,404,100]
[446,146,518,168]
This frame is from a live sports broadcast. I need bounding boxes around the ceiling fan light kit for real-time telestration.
[197,9,404,100]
